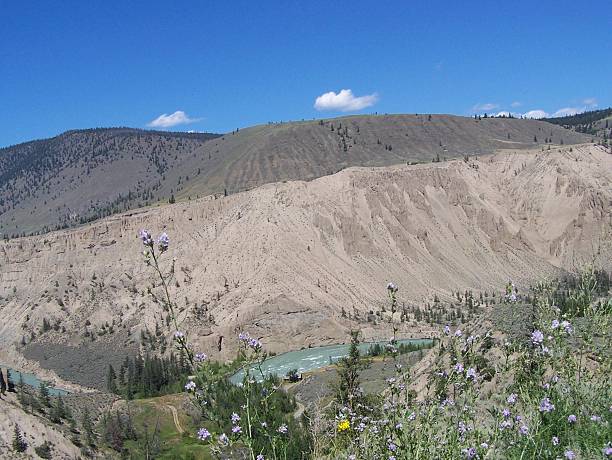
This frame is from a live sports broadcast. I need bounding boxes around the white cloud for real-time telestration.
[549,99,598,118]
[314,89,378,112]
[472,102,499,112]
[147,110,201,128]
[523,110,549,119]
[495,111,514,117]
[551,107,582,118]
[511,101,522,108]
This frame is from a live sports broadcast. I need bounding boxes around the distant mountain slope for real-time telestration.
[0,144,609,388]
[543,107,612,138]
[0,115,592,237]
[0,128,220,236]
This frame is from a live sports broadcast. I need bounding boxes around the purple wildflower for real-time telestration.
[466,367,477,380]
[502,408,511,418]
[551,319,560,329]
[231,412,240,424]
[519,425,529,435]
[195,352,207,362]
[507,393,518,405]
[157,232,169,252]
[531,330,544,345]
[184,380,196,391]
[561,320,573,334]
[552,436,559,446]
[139,229,153,246]
[238,332,249,341]
[388,441,397,452]
[454,329,463,337]
[257,455,265,460]
[248,337,262,350]
[454,362,464,373]
[444,325,451,335]
[564,450,575,460]
[590,415,601,422]
[174,331,185,339]
[277,424,288,434]
[197,428,210,440]
[603,444,612,456]
[218,433,229,445]
[499,420,512,430]
[568,414,576,423]
[539,397,555,413]
[462,447,477,459]
[231,425,242,434]
[387,282,398,292]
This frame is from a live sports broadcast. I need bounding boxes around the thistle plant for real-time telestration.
[332,276,611,459]
[139,230,308,460]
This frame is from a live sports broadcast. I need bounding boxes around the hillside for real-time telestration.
[0,144,609,390]
[543,107,612,139]
[0,115,592,237]
[0,128,221,238]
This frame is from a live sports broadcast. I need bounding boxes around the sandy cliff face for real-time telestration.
[0,145,610,383]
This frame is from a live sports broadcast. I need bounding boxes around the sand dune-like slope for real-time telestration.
[0,144,610,386]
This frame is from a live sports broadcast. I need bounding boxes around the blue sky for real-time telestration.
[1,0,610,147]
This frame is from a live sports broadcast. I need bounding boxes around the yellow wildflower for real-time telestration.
[337,419,350,432]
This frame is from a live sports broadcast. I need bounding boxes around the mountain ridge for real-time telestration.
[0,114,593,237]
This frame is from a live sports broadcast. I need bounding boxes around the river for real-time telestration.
[230,338,432,384]
[1,366,70,396]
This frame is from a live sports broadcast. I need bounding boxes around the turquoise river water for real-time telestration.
[230,338,432,384]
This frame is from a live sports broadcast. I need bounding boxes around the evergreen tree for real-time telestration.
[16,373,26,407]
[50,396,65,423]
[0,368,6,396]
[6,370,15,392]
[34,441,52,459]
[12,424,27,452]
[38,381,50,407]
[82,407,96,447]
[106,364,118,394]
[334,331,370,411]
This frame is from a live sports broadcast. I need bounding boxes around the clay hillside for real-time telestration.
[0,143,609,389]
[0,114,593,237]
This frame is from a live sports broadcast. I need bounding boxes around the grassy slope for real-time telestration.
[123,394,212,460]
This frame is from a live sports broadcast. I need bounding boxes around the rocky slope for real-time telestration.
[0,115,592,237]
[0,144,610,389]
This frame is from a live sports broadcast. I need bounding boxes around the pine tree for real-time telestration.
[82,407,96,447]
[50,396,65,423]
[107,364,118,394]
[12,424,27,452]
[38,381,50,407]
[0,368,6,396]
[17,374,28,410]
[6,370,15,392]
[34,441,52,459]
[334,331,370,411]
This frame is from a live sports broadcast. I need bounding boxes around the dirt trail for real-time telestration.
[293,401,305,419]
[166,404,184,434]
